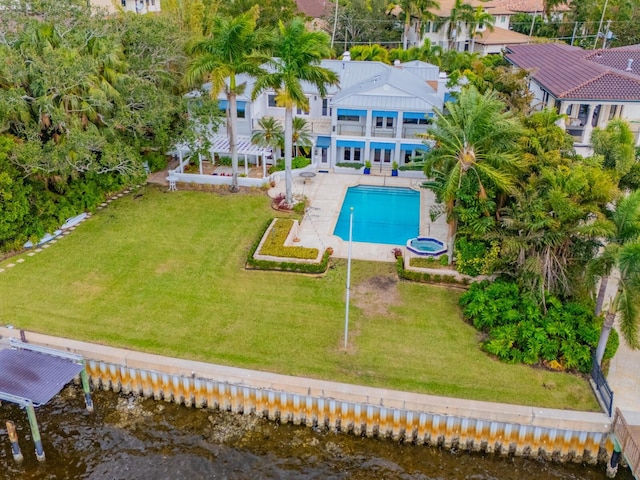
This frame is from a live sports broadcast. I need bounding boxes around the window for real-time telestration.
[609,105,618,120]
[268,95,277,107]
[338,114,360,122]
[375,117,394,128]
[296,106,309,115]
[501,16,506,22]
[342,147,361,162]
[322,99,329,116]
[403,117,432,125]
[237,109,245,119]
[121,0,126,5]
[151,0,155,4]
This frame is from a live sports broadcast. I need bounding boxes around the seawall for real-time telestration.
[0,327,613,463]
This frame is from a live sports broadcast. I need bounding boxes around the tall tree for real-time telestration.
[388,0,440,50]
[441,0,475,51]
[253,18,338,205]
[590,191,640,364]
[420,86,523,261]
[291,116,312,157]
[467,6,495,52]
[591,119,636,184]
[185,10,269,192]
[251,116,284,160]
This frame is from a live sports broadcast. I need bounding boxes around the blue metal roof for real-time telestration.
[0,348,84,406]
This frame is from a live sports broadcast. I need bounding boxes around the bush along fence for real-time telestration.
[0,328,616,466]
[246,219,331,274]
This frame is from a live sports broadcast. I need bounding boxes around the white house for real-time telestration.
[194,56,451,172]
[90,0,161,14]
[402,0,531,54]
[505,43,640,149]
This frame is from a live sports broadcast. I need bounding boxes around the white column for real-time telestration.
[365,111,373,137]
[582,104,596,144]
[557,102,569,130]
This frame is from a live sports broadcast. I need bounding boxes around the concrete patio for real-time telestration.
[268,171,449,262]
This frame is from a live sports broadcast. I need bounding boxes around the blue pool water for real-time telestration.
[334,185,420,245]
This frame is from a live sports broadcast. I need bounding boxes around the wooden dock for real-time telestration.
[613,409,640,478]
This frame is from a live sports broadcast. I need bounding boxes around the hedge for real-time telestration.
[259,218,319,260]
[246,219,331,274]
[396,257,470,286]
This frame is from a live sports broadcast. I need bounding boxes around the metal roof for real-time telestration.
[0,347,84,406]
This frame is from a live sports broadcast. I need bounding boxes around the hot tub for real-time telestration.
[406,237,447,257]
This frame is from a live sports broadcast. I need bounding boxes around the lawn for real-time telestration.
[0,185,599,411]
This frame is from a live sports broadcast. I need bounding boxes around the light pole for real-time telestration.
[593,0,609,49]
[344,207,353,349]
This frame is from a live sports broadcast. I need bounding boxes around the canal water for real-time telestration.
[0,387,633,479]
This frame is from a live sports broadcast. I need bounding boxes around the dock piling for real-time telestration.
[6,421,24,462]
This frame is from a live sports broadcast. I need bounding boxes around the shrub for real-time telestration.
[259,218,318,260]
[144,152,168,172]
[267,157,311,173]
[217,156,232,166]
[335,162,364,169]
[397,257,469,286]
[439,254,449,266]
[246,219,330,274]
[455,237,499,276]
[458,280,618,373]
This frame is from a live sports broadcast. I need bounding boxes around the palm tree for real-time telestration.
[291,117,312,158]
[591,190,640,365]
[350,44,390,63]
[442,0,475,51]
[251,116,283,161]
[467,6,495,53]
[388,0,440,50]
[420,86,523,262]
[184,11,268,192]
[252,18,338,205]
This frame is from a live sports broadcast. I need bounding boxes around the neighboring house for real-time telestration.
[413,0,530,54]
[295,0,331,31]
[505,43,640,148]
[194,56,450,171]
[90,0,161,14]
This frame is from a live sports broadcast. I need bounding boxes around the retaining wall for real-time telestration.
[0,327,613,463]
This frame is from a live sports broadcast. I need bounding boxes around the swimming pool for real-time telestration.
[333,185,420,245]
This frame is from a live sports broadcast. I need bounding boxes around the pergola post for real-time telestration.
[25,403,45,461]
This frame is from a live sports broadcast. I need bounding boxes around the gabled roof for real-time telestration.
[296,0,330,18]
[484,0,570,14]
[474,26,531,45]
[505,43,640,101]
[397,60,440,82]
[332,67,442,111]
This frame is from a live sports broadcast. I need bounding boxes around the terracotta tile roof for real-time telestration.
[474,26,531,45]
[505,43,640,101]
[429,0,486,17]
[484,0,570,13]
[585,49,640,76]
[296,0,329,18]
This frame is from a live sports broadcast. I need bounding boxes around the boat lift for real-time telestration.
[0,338,93,461]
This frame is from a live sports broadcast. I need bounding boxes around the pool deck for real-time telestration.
[269,172,449,262]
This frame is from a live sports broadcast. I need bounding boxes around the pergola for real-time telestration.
[175,135,273,178]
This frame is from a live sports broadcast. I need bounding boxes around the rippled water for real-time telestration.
[0,387,633,479]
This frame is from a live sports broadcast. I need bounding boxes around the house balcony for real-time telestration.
[402,125,429,139]
[337,123,365,136]
[371,127,396,138]
[252,118,332,135]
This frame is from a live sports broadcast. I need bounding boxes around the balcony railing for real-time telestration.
[337,124,365,136]
[370,127,396,138]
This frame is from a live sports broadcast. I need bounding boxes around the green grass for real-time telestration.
[0,185,599,411]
